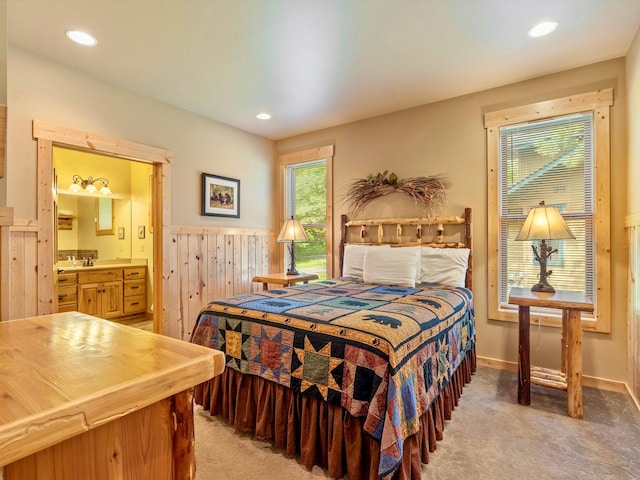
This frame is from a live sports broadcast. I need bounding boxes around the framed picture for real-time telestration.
[201,173,240,218]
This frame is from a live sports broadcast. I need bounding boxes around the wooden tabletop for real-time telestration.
[0,312,225,468]
[508,287,594,312]
[252,272,319,283]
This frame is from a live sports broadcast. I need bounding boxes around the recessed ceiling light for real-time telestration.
[256,113,271,120]
[66,30,97,46]
[528,21,558,38]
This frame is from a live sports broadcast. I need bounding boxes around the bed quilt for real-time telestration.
[191,278,475,477]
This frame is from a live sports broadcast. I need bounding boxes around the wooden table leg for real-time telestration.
[518,305,531,405]
[566,309,583,419]
[262,282,268,291]
[561,310,569,374]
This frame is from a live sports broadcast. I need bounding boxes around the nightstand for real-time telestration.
[252,272,319,291]
[508,287,594,419]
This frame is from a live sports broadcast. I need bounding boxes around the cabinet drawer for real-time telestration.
[58,273,77,285]
[57,285,77,303]
[57,303,78,313]
[123,267,146,280]
[123,295,146,314]
[124,279,146,297]
[78,269,122,284]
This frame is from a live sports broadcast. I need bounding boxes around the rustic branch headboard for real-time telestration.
[339,208,472,290]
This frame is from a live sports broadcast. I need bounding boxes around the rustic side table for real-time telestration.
[252,272,319,291]
[508,287,594,419]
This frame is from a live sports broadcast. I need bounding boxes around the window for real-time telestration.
[485,90,613,333]
[278,146,334,280]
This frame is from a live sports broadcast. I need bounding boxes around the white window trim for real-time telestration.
[484,89,613,333]
[278,145,334,276]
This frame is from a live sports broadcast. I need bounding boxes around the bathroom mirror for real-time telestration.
[57,194,132,260]
[96,198,115,235]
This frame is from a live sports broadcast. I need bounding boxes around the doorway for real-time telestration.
[34,120,171,334]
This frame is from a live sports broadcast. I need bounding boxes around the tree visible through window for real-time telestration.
[485,90,612,332]
[285,161,327,279]
[279,145,334,280]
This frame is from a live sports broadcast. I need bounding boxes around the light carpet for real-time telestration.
[194,366,640,479]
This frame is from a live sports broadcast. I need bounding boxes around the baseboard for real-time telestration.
[476,355,627,393]
[626,383,640,412]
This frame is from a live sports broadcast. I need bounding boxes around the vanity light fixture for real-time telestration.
[69,175,112,195]
[65,30,98,47]
[528,21,558,38]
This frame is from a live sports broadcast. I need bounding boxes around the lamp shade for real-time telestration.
[515,201,575,241]
[277,217,309,243]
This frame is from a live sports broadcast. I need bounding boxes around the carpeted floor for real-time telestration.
[194,366,640,479]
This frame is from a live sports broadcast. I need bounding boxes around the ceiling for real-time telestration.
[7,0,640,140]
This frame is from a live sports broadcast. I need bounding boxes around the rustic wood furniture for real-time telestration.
[193,209,475,480]
[252,272,318,290]
[508,287,594,419]
[0,312,225,480]
[56,264,148,318]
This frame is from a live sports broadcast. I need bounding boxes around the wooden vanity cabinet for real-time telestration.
[56,272,77,312]
[77,269,123,319]
[123,266,147,314]
[58,266,147,319]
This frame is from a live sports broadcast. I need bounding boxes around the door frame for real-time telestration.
[34,120,172,334]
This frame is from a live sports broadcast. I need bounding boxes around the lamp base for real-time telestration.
[531,282,555,294]
[286,268,300,276]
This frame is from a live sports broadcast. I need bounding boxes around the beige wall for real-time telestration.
[277,58,629,382]
[626,27,640,400]
[6,47,276,229]
[628,28,640,216]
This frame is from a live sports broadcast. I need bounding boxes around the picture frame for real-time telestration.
[201,172,240,218]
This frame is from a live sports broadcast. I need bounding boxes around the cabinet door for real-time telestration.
[78,283,100,317]
[101,281,123,319]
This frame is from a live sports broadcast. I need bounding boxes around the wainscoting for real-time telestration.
[627,216,640,406]
[0,221,277,342]
[163,225,277,340]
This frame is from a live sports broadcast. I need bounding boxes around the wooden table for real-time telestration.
[508,287,593,419]
[253,272,319,291]
[0,312,225,479]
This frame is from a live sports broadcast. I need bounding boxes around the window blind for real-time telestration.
[498,113,595,311]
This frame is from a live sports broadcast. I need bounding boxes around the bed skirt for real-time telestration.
[194,346,476,480]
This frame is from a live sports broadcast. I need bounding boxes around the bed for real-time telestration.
[191,209,475,479]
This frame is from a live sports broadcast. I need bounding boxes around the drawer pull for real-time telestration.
[131,302,140,306]
[131,285,139,290]
[59,278,68,283]
[58,294,67,299]
[129,272,140,276]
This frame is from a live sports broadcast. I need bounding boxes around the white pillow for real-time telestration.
[343,244,390,279]
[363,246,421,288]
[419,247,470,287]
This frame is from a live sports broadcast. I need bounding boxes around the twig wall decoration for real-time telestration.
[344,171,450,215]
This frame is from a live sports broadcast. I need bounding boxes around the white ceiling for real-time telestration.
[7,0,640,140]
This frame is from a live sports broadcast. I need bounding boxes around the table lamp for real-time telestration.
[277,216,309,276]
[515,201,575,293]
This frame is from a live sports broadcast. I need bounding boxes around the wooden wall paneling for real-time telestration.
[177,234,189,340]
[164,233,180,339]
[37,138,54,316]
[206,234,218,305]
[224,235,234,298]
[9,230,25,320]
[216,234,226,300]
[248,235,257,292]
[23,232,38,319]
[234,235,243,295]
[186,234,203,335]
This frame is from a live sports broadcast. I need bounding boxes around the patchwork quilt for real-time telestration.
[191,278,475,477]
